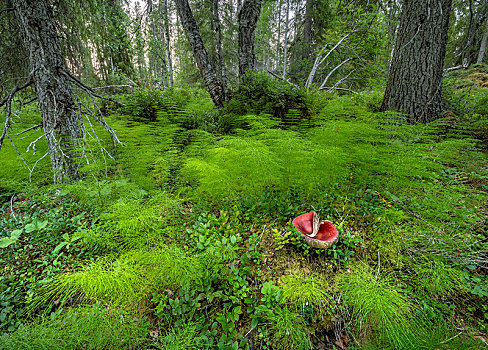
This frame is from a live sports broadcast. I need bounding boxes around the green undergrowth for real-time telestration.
[1,87,487,349]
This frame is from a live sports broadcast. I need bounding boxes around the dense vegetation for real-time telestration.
[0,66,487,349]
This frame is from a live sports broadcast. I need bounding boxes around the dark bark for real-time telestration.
[14,0,82,182]
[302,0,313,60]
[477,21,488,63]
[162,0,173,87]
[238,0,261,80]
[212,0,229,100]
[174,0,225,108]
[380,0,453,123]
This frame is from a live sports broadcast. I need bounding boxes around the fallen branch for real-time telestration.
[319,87,358,94]
[444,58,468,73]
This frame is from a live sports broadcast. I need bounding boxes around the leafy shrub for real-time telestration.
[119,88,163,122]
[226,72,311,124]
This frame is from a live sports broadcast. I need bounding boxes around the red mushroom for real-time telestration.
[292,212,339,249]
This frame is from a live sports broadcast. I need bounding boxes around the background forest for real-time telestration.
[0,0,488,349]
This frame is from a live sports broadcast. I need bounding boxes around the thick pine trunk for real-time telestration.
[380,0,453,123]
[174,0,225,108]
[238,0,261,80]
[14,0,81,183]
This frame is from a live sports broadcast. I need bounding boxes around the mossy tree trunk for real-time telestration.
[380,0,453,123]
[14,0,82,183]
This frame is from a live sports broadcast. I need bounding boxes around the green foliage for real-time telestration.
[263,306,312,350]
[31,246,200,311]
[279,269,333,315]
[336,264,414,349]
[226,72,311,123]
[0,304,149,350]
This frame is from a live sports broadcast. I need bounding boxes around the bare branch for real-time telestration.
[444,58,469,73]
[61,70,125,106]
[92,84,134,93]
[15,123,42,136]
[0,80,34,150]
[305,30,359,89]
[266,70,299,88]
[319,58,356,90]
[319,87,358,94]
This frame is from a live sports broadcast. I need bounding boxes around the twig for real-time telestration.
[444,58,469,73]
[319,58,356,89]
[92,84,134,93]
[10,194,16,221]
[15,123,42,136]
[320,87,358,94]
[375,251,381,281]
[26,134,45,155]
[29,152,49,182]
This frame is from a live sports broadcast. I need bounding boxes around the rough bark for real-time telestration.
[175,0,225,108]
[380,0,453,123]
[282,0,290,79]
[162,0,173,87]
[238,0,262,80]
[302,0,313,60]
[477,22,488,64]
[14,0,82,182]
[212,0,229,100]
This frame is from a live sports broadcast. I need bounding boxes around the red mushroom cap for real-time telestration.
[292,212,339,249]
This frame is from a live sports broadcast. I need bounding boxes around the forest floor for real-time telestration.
[1,69,488,349]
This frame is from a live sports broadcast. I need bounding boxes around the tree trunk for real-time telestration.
[477,21,488,64]
[212,0,229,100]
[14,0,82,183]
[302,0,313,60]
[238,0,262,80]
[282,0,290,79]
[380,0,453,123]
[175,0,225,108]
[162,0,174,87]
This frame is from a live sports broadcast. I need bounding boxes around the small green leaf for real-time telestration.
[251,317,258,329]
[24,223,36,233]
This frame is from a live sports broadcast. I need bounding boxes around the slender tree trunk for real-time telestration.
[14,0,82,182]
[175,0,225,107]
[212,0,229,100]
[380,0,453,123]
[238,0,262,80]
[302,0,313,60]
[282,0,290,79]
[477,22,488,64]
[162,0,173,87]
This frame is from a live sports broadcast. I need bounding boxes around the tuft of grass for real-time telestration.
[0,304,149,350]
[336,263,414,349]
[264,306,312,350]
[30,246,201,311]
[279,269,333,316]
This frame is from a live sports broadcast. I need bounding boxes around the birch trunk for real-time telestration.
[212,0,229,100]
[238,0,262,80]
[175,0,225,108]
